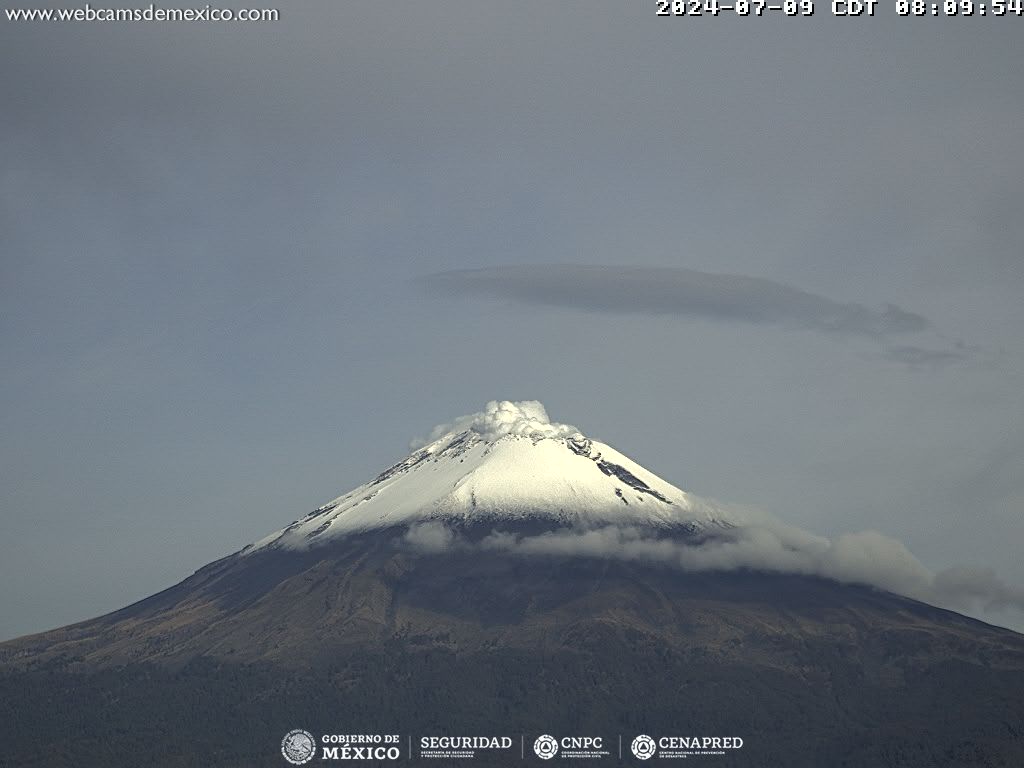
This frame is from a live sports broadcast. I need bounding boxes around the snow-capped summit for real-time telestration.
[247,400,731,552]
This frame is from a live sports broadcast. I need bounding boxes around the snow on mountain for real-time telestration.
[246,400,732,552]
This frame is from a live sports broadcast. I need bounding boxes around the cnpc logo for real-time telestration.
[534,734,605,759]
[534,735,559,760]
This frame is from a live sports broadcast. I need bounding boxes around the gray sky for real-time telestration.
[2,3,1022,639]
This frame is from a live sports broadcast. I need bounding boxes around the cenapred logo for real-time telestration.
[631,734,657,760]
[281,729,317,765]
[534,734,559,760]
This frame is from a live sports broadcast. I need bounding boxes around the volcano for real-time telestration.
[2,401,1023,768]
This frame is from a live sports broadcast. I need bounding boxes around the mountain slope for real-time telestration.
[3,540,1024,767]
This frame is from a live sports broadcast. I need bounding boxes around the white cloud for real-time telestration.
[403,510,1024,623]
[402,521,455,553]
